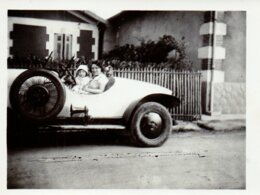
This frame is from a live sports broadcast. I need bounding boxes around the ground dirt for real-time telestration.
[7,129,245,189]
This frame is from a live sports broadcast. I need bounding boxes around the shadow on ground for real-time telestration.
[7,127,133,149]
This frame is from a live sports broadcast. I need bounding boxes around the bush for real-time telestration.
[8,35,193,71]
[102,35,193,70]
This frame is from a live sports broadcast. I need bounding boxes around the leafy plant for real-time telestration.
[102,35,193,70]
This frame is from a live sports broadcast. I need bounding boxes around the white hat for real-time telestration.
[75,65,89,75]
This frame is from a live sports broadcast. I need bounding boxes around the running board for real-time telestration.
[38,124,126,132]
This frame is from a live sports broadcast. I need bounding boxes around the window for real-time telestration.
[10,24,49,58]
[54,33,72,60]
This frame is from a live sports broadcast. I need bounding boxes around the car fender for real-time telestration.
[123,93,180,124]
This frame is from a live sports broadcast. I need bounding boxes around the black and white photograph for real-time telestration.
[0,0,260,193]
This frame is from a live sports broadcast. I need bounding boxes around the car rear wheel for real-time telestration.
[130,102,172,147]
[9,69,66,122]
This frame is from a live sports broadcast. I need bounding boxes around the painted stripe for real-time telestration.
[198,46,226,59]
[201,59,223,70]
[201,70,224,83]
[204,11,225,23]
[200,22,227,35]
[203,35,224,46]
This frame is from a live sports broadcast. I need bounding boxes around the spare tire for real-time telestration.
[9,69,66,122]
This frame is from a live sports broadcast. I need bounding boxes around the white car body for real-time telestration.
[8,69,172,119]
[60,77,172,118]
[7,68,179,147]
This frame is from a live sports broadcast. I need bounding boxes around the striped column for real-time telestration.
[198,11,226,114]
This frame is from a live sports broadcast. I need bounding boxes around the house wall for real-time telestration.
[213,82,246,114]
[212,11,246,114]
[104,11,246,115]
[8,17,99,60]
[104,11,204,70]
[223,11,246,83]
[103,25,117,54]
[105,11,246,80]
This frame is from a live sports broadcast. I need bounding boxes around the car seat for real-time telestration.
[104,77,115,91]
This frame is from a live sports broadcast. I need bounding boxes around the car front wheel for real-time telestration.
[130,102,172,147]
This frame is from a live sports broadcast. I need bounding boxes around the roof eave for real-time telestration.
[67,10,107,26]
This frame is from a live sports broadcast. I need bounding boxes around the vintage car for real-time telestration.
[7,68,180,147]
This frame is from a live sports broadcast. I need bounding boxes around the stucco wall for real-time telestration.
[104,11,246,115]
[8,17,99,60]
[105,11,204,70]
[213,82,246,114]
[103,25,117,53]
[223,11,246,83]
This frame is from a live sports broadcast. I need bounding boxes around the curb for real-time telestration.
[172,120,205,132]
[172,117,246,132]
[196,119,246,131]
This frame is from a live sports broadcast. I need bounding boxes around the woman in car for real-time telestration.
[80,61,108,94]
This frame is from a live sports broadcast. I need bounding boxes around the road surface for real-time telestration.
[8,129,245,189]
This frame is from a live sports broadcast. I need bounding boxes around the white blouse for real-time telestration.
[87,73,108,91]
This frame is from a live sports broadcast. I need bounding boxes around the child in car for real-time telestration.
[72,65,91,93]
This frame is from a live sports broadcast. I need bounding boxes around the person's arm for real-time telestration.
[82,76,108,94]
[77,88,90,95]
[82,85,105,94]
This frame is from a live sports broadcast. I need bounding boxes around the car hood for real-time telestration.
[112,77,172,95]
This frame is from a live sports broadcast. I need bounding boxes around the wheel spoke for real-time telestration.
[39,105,46,115]
[22,80,31,90]
[37,76,43,85]
[21,100,34,114]
[45,83,56,91]
[20,96,28,106]
[19,88,28,94]
[28,77,37,86]
[48,96,57,104]
[49,91,58,99]
[45,102,55,112]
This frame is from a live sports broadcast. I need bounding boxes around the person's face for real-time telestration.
[91,64,101,76]
[78,69,87,78]
[105,68,113,77]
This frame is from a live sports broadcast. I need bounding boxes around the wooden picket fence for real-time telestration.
[114,68,202,121]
